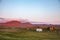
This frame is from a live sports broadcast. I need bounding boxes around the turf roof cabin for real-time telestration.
[36,27,43,32]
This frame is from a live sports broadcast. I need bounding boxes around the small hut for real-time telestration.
[36,27,43,32]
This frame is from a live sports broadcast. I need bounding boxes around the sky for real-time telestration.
[0,0,60,24]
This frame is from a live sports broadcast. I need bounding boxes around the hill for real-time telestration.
[0,20,32,28]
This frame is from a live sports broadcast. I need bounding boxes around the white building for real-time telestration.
[36,28,43,32]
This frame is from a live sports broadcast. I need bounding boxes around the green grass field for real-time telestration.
[0,30,60,40]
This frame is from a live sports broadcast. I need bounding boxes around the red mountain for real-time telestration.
[0,20,32,27]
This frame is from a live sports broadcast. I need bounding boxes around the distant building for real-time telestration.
[36,28,43,32]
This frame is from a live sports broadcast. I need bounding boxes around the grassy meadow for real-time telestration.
[0,28,60,40]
